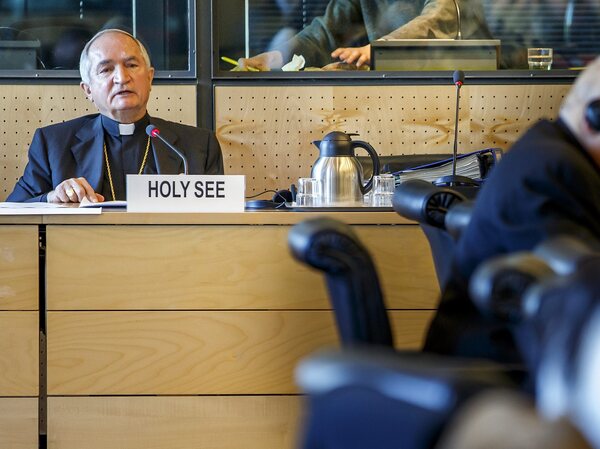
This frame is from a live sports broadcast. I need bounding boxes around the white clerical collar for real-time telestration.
[118,123,135,136]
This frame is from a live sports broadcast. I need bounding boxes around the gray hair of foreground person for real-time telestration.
[79,28,152,84]
[559,56,600,166]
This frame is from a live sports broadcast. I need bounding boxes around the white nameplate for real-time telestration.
[126,175,245,213]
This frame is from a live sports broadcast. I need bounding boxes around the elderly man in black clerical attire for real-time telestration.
[8,28,223,203]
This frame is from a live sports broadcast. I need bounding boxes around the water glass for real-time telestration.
[528,48,553,70]
[296,177,322,207]
[371,174,395,207]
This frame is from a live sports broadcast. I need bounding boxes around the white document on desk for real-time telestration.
[0,202,102,215]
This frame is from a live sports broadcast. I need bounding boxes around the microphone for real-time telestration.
[434,70,479,188]
[451,0,462,40]
[451,69,464,179]
[146,124,189,175]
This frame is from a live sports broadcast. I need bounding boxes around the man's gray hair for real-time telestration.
[79,28,152,84]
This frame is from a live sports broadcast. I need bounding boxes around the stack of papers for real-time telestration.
[392,148,502,184]
[0,202,102,215]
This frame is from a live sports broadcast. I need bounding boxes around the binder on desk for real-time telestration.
[392,148,503,185]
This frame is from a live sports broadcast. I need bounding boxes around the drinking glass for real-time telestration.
[528,48,553,70]
[371,174,395,207]
[296,178,322,207]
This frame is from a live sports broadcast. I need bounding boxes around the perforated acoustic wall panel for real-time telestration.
[0,84,196,201]
[215,84,569,195]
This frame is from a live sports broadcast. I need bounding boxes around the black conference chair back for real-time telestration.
[392,179,472,288]
[288,217,394,348]
[468,236,600,379]
[296,348,513,449]
[469,235,598,324]
[525,255,600,449]
[292,235,600,449]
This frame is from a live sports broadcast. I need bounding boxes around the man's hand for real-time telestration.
[237,51,284,71]
[331,44,371,68]
[47,177,104,204]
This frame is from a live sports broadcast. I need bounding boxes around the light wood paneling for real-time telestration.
[0,312,39,396]
[0,84,196,201]
[0,226,38,310]
[48,396,301,449]
[46,225,438,311]
[215,84,570,194]
[40,210,414,225]
[0,398,38,449]
[47,310,432,395]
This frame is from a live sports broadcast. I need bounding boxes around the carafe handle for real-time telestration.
[352,141,380,194]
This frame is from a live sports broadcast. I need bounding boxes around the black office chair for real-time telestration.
[533,256,600,449]
[392,179,473,289]
[490,249,600,448]
[287,218,530,449]
[291,227,599,449]
[288,217,393,347]
[467,236,599,371]
[469,235,596,324]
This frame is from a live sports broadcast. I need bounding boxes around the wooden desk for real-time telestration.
[1,211,438,449]
[0,222,40,449]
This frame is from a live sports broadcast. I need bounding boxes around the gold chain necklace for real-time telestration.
[103,136,151,201]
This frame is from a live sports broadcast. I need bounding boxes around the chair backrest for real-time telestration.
[469,235,598,324]
[533,255,600,447]
[288,217,394,347]
[392,179,470,288]
[468,236,600,387]
[296,347,513,449]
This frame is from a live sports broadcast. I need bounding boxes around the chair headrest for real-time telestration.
[393,179,466,228]
[288,217,363,270]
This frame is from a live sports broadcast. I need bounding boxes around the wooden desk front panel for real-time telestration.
[46,225,438,311]
[0,226,38,310]
[48,396,301,449]
[0,312,39,396]
[0,398,38,449]
[45,222,436,448]
[47,310,432,395]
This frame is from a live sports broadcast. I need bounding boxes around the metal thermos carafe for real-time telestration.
[311,131,380,205]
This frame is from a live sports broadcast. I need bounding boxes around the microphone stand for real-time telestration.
[452,80,461,178]
[434,70,479,189]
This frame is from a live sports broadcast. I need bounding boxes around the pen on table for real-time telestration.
[221,56,260,72]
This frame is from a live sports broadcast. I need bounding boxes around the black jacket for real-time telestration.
[425,119,600,363]
[8,114,224,202]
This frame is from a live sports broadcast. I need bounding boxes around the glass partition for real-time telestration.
[0,0,194,78]
[214,0,600,74]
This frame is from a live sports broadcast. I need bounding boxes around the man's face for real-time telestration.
[80,32,154,123]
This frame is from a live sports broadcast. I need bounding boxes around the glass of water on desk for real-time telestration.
[528,48,553,70]
[296,178,322,207]
[370,174,396,207]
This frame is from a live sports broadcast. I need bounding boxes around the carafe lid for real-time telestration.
[322,131,358,142]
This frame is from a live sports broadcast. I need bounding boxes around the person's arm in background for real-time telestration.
[238,0,363,70]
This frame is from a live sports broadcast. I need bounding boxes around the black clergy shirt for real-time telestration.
[100,114,158,200]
